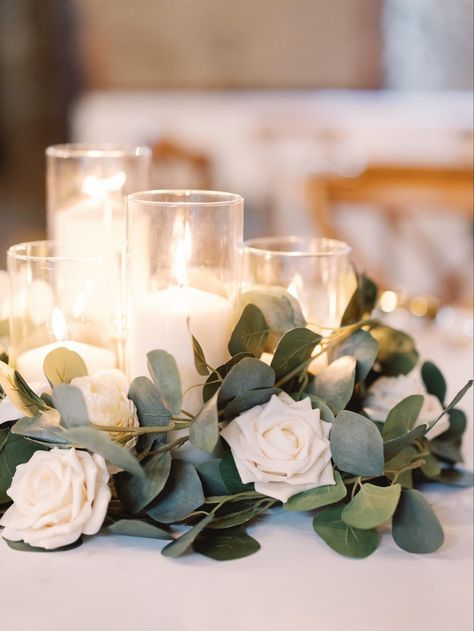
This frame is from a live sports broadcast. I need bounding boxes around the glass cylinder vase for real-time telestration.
[7,241,117,383]
[244,236,357,335]
[126,190,243,412]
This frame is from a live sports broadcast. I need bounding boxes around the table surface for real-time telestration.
[1,321,472,631]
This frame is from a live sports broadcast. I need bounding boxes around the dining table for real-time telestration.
[1,317,472,631]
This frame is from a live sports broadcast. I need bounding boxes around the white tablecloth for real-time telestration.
[1,324,472,631]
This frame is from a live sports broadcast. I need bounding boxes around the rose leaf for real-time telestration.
[342,483,401,529]
[222,387,281,420]
[313,504,379,558]
[147,350,182,415]
[392,489,444,553]
[5,537,83,552]
[331,410,384,476]
[284,470,347,512]
[219,357,275,403]
[196,458,229,496]
[219,450,254,493]
[146,460,205,523]
[382,394,424,442]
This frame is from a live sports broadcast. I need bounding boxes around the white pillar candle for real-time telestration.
[129,286,233,412]
[16,341,116,384]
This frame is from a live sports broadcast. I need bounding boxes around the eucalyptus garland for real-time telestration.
[0,278,472,560]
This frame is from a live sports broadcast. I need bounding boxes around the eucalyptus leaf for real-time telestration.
[12,411,69,445]
[342,483,401,529]
[222,387,281,420]
[434,468,474,488]
[392,489,444,554]
[313,356,356,414]
[382,395,424,441]
[384,446,418,488]
[189,392,219,453]
[383,425,427,462]
[161,511,215,558]
[436,408,467,442]
[0,362,46,417]
[341,273,378,326]
[147,460,205,523]
[429,439,463,465]
[284,471,347,512]
[115,450,171,513]
[307,395,335,423]
[332,330,379,381]
[203,353,253,402]
[128,377,172,452]
[5,537,83,552]
[208,502,270,529]
[52,385,90,428]
[63,426,144,478]
[428,380,473,432]
[219,357,275,403]
[420,454,442,478]
[43,347,88,386]
[270,327,321,382]
[370,325,419,376]
[108,519,172,540]
[219,450,254,493]
[194,528,261,561]
[313,504,379,558]
[190,330,210,377]
[421,361,446,405]
[330,410,384,476]
[196,458,231,495]
[147,350,182,415]
[228,304,269,357]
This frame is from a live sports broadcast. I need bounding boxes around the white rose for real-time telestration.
[221,393,335,503]
[364,371,448,439]
[71,370,139,449]
[0,448,111,549]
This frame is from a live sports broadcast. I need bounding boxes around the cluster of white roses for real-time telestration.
[0,362,445,549]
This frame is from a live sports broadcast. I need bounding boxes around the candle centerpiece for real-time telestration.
[7,241,117,382]
[126,190,243,413]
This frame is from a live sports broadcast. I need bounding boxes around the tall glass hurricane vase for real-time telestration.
[244,236,356,335]
[126,190,243,412]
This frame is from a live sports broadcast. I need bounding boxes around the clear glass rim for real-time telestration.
[7,240,105,263]
[127,189,243,206]
[46,143,152,159]
[244,236,352,258]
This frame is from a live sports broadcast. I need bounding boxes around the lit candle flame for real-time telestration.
[81,172,127,200]
[173,219,192,287]
[51,308,68,341]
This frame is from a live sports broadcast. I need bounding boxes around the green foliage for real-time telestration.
[219,450,254,493]
[147,350,182,415]
[128,377,172,452]
[196,459,229,495]
[116,450,171,513]
[222,387,281,420]
[270,327,321,383]
[436,408,467,442]
[189,392,219,453]
[52,385,90,428]
[146,460,205,523]
[421,361,446,405]
[383,425,426,462]
[194,528,261,561]
[12,412,70,445]
[382,395,424,441]
[0,363,48,417]
[306,395,335,423]
[342,483,401,529]
[392,489,444,554]
[228,304,270,357]
[219,357,275,403]
[64,426,144,478]
[108,519,172,540]
[161,512,215,558]
[313,504,379,558]
[203,353,253,402]
[370,325,419,376]
[5,538,83,552]
[312,356,356,414]
[341,273,377,326]
[284,471,346,512]
[0,431,47,503]
[332,330,379,381]
[434,468,474,488]
[190,331,210,376]
[43,347,88,386]
[330,410,384,476]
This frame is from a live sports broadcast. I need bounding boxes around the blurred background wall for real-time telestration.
[0,0,472,308]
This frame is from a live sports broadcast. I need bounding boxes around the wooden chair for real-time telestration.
[306,164,474,304]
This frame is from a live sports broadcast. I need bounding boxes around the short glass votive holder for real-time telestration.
[126,190,243,411]
[7,241,117,383]
[46,143,151,257]
[244,236,357,335]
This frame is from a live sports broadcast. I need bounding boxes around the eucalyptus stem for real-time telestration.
[204,490,265,504]
[138,435,189,460]
[92,421,191,435]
